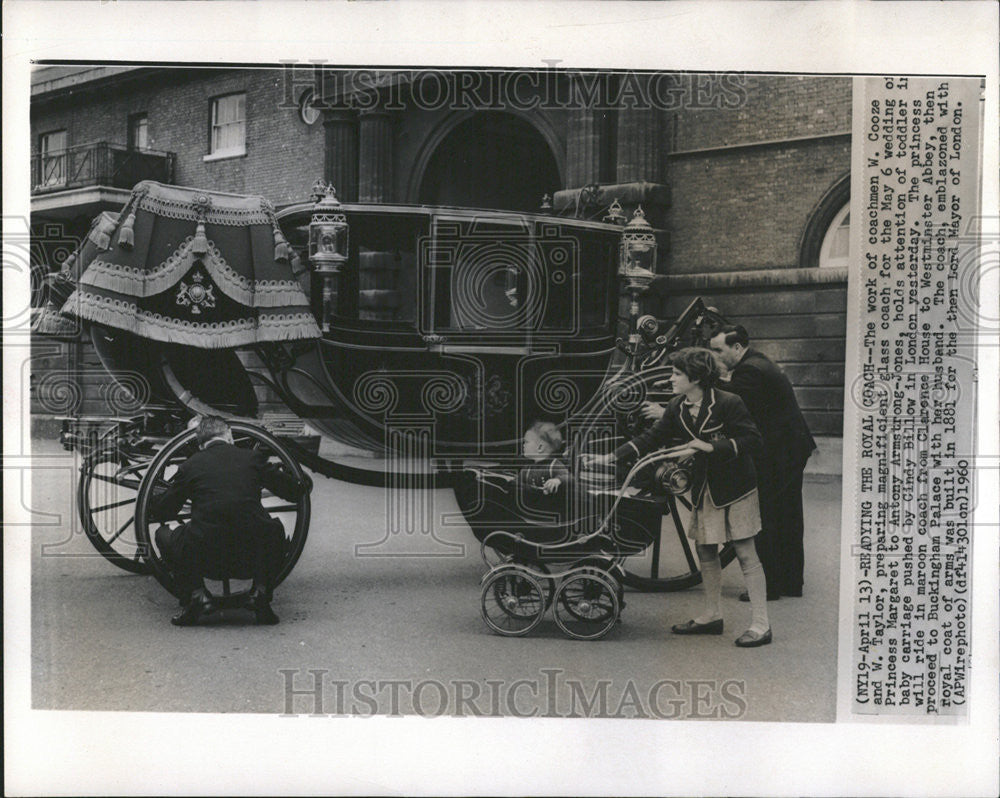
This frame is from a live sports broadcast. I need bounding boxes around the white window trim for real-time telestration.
[38,129,68,187]
[129,114,149,151]
[203,147,247,162]
[208,92,246,160]
[818,202,850,269]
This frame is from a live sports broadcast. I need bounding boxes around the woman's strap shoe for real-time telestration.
[735,628,773,647]
[671,618,724,635]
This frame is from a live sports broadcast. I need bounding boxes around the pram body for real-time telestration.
[456,452,677,639]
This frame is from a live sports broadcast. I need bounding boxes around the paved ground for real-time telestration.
[30,436,842,722]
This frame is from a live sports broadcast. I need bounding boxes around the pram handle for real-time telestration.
[483,449,685,555]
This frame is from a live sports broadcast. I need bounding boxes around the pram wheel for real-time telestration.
[480,565,546,636]
[553,570,621,640]
[512,559,555,609]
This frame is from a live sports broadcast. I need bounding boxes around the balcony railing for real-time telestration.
[31,142,175,194]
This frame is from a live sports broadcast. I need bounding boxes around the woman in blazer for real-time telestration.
[587,347,772,647]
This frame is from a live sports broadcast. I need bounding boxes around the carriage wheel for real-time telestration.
[133,422,311,606]
[78,446,152,574]
[621,494,736,592]
[480,565,545,637]
[553,570,621,640]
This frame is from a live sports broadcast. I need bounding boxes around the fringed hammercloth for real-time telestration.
[60,181,320,349]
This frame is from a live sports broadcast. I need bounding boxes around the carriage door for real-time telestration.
[422,215,543,450]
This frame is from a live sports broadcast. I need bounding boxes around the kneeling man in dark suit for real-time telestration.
[150,416,309,626]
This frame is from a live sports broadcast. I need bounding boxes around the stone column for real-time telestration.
[323,109,358,201]
[565,76,603,187]
[358,109,394,203]
[616,75,662,183]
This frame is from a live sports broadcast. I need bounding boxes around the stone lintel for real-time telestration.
[650,266,848,295]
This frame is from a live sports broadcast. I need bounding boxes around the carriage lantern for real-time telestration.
[308,182,350,330]
[618,205,658,344]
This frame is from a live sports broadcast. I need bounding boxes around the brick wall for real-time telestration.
[672,75,852,152]
[666,136,851,274]
[31,68,324,206]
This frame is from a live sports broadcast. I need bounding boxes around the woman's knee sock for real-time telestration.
[740,558,770,632]
[698,554,722,621]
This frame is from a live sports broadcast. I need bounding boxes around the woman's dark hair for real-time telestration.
[668,347,720,389]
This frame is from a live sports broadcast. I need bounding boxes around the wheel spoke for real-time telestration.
[119,462,147,477]
[90,471,139,490]
[677,525,698,573]
[107,515,134,544]
[262,503,298,513]
[669,496,698,573]
[91,496,136,513]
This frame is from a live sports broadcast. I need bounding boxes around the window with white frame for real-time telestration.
[129,113,149,151]
[818,203,850,269]
[39,129,67,186]
[209,93,246,157]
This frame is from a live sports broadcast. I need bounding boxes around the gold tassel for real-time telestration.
[191,219,209,255]
[89,215,116,250]
[117,211,136,250]
[273,225,292,263]
[61,249,77,274]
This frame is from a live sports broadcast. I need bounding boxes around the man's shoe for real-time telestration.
[739,590,781,602]
[246,588,280,625]
[171,589,215,626]
[735,628,773,647]
[671,618,724,635]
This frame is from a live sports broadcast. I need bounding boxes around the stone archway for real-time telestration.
[416,112,562,212]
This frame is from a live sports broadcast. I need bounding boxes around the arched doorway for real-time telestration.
[417,113,561,212]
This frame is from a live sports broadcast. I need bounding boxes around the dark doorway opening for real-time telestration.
[418,113,561,212]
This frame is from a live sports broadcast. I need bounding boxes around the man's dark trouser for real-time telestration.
[754,464,806,597]
[155,523,285,602]
[155,524,204,602]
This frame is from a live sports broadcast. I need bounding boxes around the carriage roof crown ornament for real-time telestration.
[603,198,626,226]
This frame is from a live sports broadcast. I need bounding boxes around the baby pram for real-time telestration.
[455,450,688,640]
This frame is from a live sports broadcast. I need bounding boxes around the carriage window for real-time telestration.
[551,227,617,330]
[426,219,537,332]
[424,219,617,335]
[327,212,423,326]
